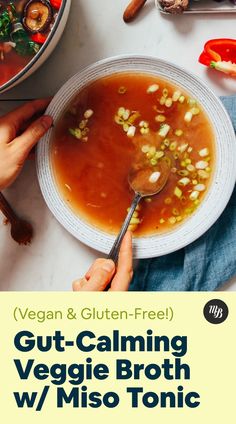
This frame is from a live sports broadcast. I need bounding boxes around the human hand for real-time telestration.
[0,99,53,191]
[73,231,133,291]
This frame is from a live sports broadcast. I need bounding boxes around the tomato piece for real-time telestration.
[31,33,48,44]
[50,0,62,9]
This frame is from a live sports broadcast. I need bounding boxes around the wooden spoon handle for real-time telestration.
[0,192,18,223]
[123,0,147,22]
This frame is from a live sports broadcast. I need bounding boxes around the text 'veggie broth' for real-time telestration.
[52,73,215,236]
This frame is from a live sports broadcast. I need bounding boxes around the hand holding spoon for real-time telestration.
[108,157,171,263]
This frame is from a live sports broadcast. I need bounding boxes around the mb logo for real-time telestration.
[203,299,229,324]
[209,304,223,319]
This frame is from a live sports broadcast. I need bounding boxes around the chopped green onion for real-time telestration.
[69,128,82,139]
[178,177,190,186]
[147,84,159,93]
[123,123,129,132]
[158,124,170,138]
[127,125,136,138]
[140,127,149,135]
[150,158,158,166]
[175,129,183,137]
[118,107,125,117]
[187,98,197,107]
[184,111,193,123]
[165,98,173,108]
[172,208,179,216]
[115,115,124,125]
[178,170,189,176]
[172,90,181,102]
[169,141,177,151]
[195,184,206,192]
[196,161,208,170]
[187,164,195,172]
[190,107,200,116]
[179,95,185,104]
[149,171,161,184]
[84,109,94,119]
[189,191,199,201]
[141,144,150,153]
[149,146,156,155]
[130,217,141,225]
[174,187,182,199]
[155,114,166,123]
[123,109,130,120]
[163,88,168,97]
[155,151,164,159]
[118,86,127,94]
[178,143,188,153]
[199,148,209,157]
[159,96,166,105]
[198,170,210,179]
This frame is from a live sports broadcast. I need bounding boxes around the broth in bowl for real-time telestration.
[52,73,215,236]
[0,0,62,88]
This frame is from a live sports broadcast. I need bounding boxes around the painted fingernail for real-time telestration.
[102,260,115,273]
[40,115,53,129]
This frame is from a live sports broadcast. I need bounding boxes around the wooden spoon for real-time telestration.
[0,192,33,245]
[123,0,148,22]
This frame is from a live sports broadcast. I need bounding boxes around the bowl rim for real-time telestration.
[0,0,68,93]
[36,54,236,258]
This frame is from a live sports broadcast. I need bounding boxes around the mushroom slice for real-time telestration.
[23,0,53,33]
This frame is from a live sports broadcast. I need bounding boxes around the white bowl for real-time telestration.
[36,56,236,258]
[0,0,71,94]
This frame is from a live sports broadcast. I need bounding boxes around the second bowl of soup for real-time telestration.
[0,0,71,93]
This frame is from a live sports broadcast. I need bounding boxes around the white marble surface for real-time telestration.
[0,0,236,291]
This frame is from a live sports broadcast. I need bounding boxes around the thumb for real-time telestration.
[13,115,53,160]
[80,260,115,291]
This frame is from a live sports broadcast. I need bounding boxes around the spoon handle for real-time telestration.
[108,192,142,264]
[0,192,18,223]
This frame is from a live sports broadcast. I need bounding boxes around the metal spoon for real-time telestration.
[108,158,171,263]
[0,192,33,245]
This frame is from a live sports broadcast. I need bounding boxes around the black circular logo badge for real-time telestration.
[203,299,229,324]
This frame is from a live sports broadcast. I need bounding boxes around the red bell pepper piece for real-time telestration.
[199,39,236,77]
[50,0,62,9]
[31,33,47,44]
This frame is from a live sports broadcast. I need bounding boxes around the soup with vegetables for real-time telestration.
[52,73,215,236]
[0,0,62,88]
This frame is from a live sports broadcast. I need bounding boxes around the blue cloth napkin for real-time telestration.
[130,96,236,291]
